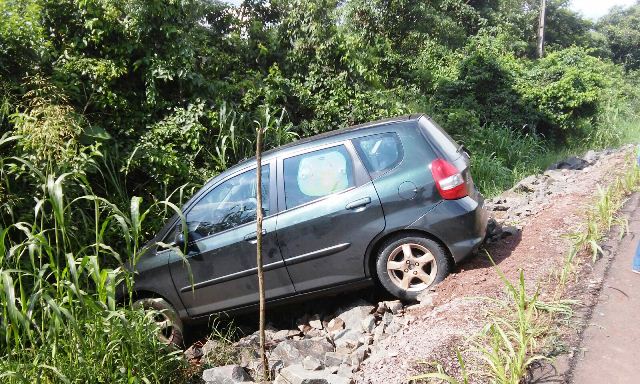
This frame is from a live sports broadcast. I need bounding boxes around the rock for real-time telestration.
[202,365,253,383]
[304,328,326,339]
[583,150,598,163]
[501,226,520,238]
[385,300,403,314]
[303,356,323,371]
[359,334,373,346]
[381,312,393,326]
[238,347,260,368]
[416,291,437,307]
[513,175,539,193]
[360,314,376,333]
[372,323,386,342]
[274,365,351,384]
[326,318,345,335]
[273,329,300,342]
[309,315,324,330]
[270,338,334,366]
[349,345,368,367]
[335,301,375,331]
[547,156,589,171]
[337,364,354,378]
[375,302,387,314]
[184,344,203,360]
[386,317,402,335]
[201,339,221,357]
[333,329,363,351]
[325,351,348,367]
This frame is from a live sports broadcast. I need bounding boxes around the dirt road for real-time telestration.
[569,193,640,384]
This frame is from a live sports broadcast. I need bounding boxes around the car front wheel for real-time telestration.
[133,297,184,348]
[375,235,451,301]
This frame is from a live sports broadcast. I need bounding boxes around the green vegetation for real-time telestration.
[1,0,640,382]
[411,266,575,384]
[560,155,640,286]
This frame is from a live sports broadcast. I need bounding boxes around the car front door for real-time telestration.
[168,163,294,317]
[275,141,386,293]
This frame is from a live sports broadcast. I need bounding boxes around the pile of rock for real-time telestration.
[484,148,623,226]
[200,298,412,384]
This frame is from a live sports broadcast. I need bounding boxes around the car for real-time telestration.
[130,114,489,345]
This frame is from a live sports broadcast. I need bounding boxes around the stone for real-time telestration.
[375,301,387,314]
[270,338,334,366]
[184,344,203,360]
[501,226,520,238]
[325,351,348,367]
[385,300,403,314]
[416,290,437,306]
[359,334,373,346]
[360,314,376,333]
[349,345,368,367]
[337,364,354,378]
[202,365,253,383]
[381,312,393,326]
[333,329,363,351]
[201,339,221,357]
[309,314,323,330]
[326,318,345,334]
[372,323,386,342]
[274,365,351,384]
[304,328,326,339]
[335,300,375,331]
[273,329,299,342]
[547,156,589,171]
[303,356,323,371]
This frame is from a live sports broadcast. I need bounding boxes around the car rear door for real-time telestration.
[168,162,295,317]
[274,141,385,293]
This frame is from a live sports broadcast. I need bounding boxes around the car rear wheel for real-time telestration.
[133,297,184,348]
[375,235,451,301]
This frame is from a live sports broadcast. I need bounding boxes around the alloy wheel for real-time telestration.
[386,243,438,291]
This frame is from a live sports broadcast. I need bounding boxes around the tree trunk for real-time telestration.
[537,0,547,58]
[255,125,269,381]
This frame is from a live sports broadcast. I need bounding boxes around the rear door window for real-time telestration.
[283,145,355,209]
[353,132,403,178]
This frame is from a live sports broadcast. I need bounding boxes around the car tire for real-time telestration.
[133,297,184,348]
[375,235,451,301]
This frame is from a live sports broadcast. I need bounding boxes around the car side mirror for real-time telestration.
[175,230,188,249]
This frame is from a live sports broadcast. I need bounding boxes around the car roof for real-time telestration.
[219,113,424,178]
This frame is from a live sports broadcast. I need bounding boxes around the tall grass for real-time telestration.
[559,155,640,286]
[0,155,189,383]
[411,264,575,384]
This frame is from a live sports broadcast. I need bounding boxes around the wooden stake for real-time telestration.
[255,123,269,381]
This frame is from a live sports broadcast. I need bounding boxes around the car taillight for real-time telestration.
[430,158,468,200]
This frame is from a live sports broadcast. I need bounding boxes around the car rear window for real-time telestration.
[419,117,460,161]
[352,132,403,179]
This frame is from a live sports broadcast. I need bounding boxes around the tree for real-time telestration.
[537,0,546,58]
[598,2,640,70]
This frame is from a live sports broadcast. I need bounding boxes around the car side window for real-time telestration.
[185,166,269,240]
[284,145,355,209]
[353,132,403,178]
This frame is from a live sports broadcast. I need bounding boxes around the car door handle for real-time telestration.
[345,197,372,210]
[244,229,267,242]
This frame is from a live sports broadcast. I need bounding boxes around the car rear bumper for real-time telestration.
[407,195,489,263]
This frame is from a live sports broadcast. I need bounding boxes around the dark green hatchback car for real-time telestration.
[131,114,488,345]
